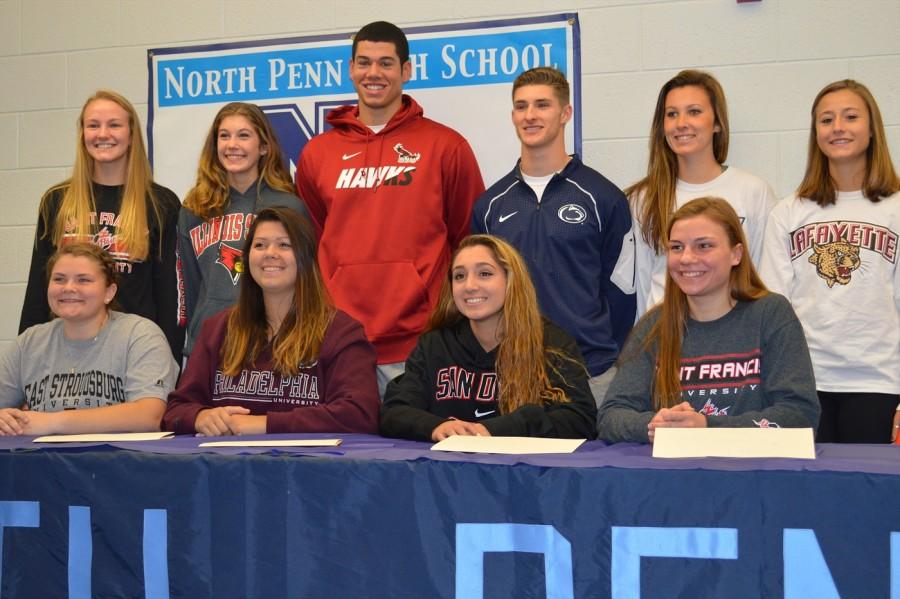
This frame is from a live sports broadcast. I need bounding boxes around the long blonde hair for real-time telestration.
[220,207,334,376]
[428,235,573,414]
[797,79,900,206]
[626,70,730,254]
[41,90,161,260]
[183,102,294,220]
[643,198,767,409]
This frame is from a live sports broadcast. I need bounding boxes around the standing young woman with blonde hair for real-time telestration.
[761,80,900,443]
[179,102,307,358]
[380,234,596,442]
[19,90,183,361]
[626,70,776,318]
[598,198,819,443]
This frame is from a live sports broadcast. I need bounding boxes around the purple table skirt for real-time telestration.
[0,433,897,475]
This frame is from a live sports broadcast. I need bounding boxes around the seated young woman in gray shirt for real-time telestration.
[597,197,820,443]
[0,243,178,435]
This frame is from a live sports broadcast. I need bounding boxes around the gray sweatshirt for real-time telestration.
[597,293,820,443]
[177,180,307,356]
[0,312,177,411]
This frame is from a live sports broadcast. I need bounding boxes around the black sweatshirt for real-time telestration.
[381,317,597,441]
[19,182,184,363]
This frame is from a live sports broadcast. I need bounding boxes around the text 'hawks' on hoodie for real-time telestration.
[296,95,485,364]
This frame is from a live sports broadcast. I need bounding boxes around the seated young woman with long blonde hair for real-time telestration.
[598,198,820,443]
[380,234,596,442]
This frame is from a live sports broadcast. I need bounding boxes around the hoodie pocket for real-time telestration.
[329,262,431,339]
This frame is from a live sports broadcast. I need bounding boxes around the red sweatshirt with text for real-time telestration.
[295,95,484,364]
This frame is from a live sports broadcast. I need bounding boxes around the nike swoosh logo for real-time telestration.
[498,212,518,223]
[342,152,362,160]
[474,409,496,418]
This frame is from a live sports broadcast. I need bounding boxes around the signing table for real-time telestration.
[0,434,898,598]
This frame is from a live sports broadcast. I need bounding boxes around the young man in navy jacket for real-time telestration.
[472,67,635,405]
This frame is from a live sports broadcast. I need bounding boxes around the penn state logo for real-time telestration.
[558,204,587,224]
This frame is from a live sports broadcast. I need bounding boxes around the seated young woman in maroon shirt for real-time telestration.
[163,206,379,436]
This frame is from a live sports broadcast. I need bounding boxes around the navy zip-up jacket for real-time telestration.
[472,155,635,376]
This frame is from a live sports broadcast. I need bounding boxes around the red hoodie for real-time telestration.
[296,95,484,364]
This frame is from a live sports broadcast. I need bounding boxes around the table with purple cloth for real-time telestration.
[0,434,897,598]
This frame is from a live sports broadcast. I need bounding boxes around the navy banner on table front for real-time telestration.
[0,434,898,598]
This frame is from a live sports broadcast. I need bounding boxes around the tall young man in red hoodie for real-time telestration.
[296,21,484,396]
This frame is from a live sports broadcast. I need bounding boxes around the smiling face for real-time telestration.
[667,215,742,315]
[47,255,117,325]
[815,89,871,171]
[511,83,571,150]
[350,40,411,124]
[216,115,266,187]
[82,99,132,172]
[451,245,508,329]
[248,220,297,302]
[663,85,720,164]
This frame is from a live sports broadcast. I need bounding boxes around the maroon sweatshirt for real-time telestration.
[163,309,379,434]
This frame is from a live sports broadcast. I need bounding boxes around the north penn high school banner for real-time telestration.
[147,14,581,199]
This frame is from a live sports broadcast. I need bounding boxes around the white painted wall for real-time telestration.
[1,0,899,348]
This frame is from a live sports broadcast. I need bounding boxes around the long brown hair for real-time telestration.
[428,235,573,414]
[183,102,295,220]
[220,207,333,376]
[42,90,162,260]
[626,70,730,254]
[796,79,900,206]
[643,197,767,409]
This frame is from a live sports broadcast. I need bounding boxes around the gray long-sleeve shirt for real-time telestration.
[597,293,820,443]
[178,180,306,356]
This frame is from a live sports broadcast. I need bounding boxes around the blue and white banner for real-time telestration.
[148,14,581,199]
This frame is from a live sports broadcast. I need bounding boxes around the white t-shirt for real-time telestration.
[631,166,777,317]
[521,171,555,204]
[759,190,900,393]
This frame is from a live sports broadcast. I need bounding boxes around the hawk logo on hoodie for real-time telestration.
[394,143,421,164]
[216,243,244,285]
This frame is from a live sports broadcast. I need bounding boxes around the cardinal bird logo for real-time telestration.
[216,243,244,285]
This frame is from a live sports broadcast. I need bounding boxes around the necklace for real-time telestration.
[62,313,110,374]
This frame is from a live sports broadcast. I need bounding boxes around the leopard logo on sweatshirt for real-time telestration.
[808,238,861,287]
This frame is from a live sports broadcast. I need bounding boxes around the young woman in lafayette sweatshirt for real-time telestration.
[19,90,183,362]
[760,80,900,443]
[598,198,819,443]
[380,234,596,442]
[164,207,379,436]
[179,102,307,357]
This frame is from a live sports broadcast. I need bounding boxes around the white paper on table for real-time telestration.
[33,432,175,443]
[431,435,584,455]
[198,439,343,448]
[652,428,815,459]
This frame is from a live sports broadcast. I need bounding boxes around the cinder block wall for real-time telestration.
[1,0,898,349]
